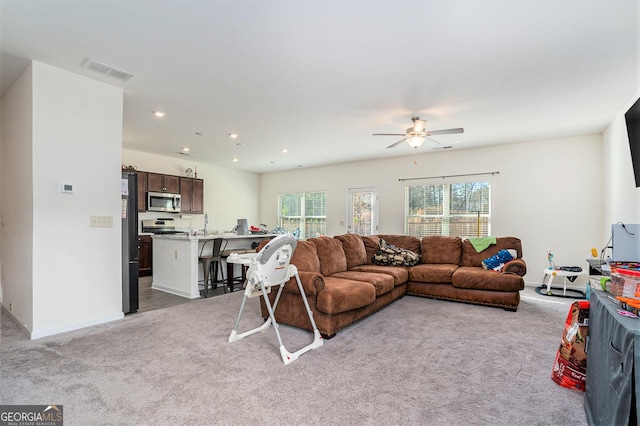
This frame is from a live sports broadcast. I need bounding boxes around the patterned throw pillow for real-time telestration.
[373,238,420,266]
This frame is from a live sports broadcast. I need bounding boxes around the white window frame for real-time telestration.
[404,180,491,238]
[278,191,326,239]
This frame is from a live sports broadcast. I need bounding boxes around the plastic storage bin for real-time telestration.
[611,269,640,299]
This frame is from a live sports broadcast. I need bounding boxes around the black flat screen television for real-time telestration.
[625,97,640,187]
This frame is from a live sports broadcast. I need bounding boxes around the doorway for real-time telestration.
[346,187,378,235]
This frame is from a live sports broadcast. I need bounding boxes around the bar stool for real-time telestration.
[198,238,227,297]
[222,248,255,292]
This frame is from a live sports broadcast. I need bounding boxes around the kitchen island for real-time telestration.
[151,233,277,298]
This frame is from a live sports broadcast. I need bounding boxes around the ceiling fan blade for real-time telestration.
[426,128,464,136]
[428,136,456,150]
[387,138,407,148]
[373,133,406,136]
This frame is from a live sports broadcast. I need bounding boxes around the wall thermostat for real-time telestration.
[59,182,75,194]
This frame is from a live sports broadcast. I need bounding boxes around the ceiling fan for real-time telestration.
[373,117,464,149]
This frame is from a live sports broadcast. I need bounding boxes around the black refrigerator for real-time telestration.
[122,172,139,313]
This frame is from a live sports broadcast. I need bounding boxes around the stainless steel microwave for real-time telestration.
[147,191,181,213]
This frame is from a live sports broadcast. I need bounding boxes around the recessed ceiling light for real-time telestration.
[195,132,204,136]
[229,133,238,139]
[281,148,288,153]
[232,158,239,162]
[153,111,165,117]
[235,142,242,146]
[178,151,191,156]
[182,147,190,152]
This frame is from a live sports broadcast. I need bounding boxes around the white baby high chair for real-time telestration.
[228,233,323,364]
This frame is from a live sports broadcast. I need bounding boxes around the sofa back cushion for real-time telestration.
[461,236,523,267]
[290,239,321,273]
[334,234,368,269]
[361,236,381,264]
[420,236,462,265]
[310,236,348,276]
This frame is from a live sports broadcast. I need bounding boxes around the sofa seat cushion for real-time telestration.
[310,236,348,276]
[335,234,368,268]
[452,266,524,292]
[409,263,459,283]
[331,271,395,296]
[316,277,376,314]
[349,264,409,285]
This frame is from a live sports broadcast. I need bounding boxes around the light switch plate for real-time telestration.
[90,215,113,227]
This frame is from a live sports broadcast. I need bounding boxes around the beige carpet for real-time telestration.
[1,286,587,425]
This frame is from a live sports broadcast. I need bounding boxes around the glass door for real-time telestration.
[347,187,378,236]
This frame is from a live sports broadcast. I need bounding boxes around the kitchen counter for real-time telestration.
[152,233,276,240]
[151,233,278,298]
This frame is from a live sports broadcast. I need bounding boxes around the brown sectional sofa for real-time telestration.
[259,234,526,339]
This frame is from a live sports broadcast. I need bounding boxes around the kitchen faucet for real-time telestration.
[202,213,208,235]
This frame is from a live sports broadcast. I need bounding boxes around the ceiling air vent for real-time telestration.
[81,58,134,82]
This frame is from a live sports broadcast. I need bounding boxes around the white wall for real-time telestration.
[1,63,34,329]
[122,149,260,233]
[260,134,604,286]
[1,62,125,338]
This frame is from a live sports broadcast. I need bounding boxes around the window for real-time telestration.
[347,187,378,236]
[278,191,326,239]
[405,181,491,237]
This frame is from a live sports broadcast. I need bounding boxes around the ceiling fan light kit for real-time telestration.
[407,135,426,148]
[373,116,464,150]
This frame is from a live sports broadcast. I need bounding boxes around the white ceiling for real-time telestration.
[1,1,639,173]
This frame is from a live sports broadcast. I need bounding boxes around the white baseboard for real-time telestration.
[151,283,200,299]
[29,313,125,340]
[1,306,32,337]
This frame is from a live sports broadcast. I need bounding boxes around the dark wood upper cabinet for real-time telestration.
[129,169,203,213]
[164,175,180,193]
[147,172,179,193]
[136,171,148,212]
[180,177,204,214]
[191,179,204,213]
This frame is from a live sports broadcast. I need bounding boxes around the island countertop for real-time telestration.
[151,233,279,299]
[152,233,279,241]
